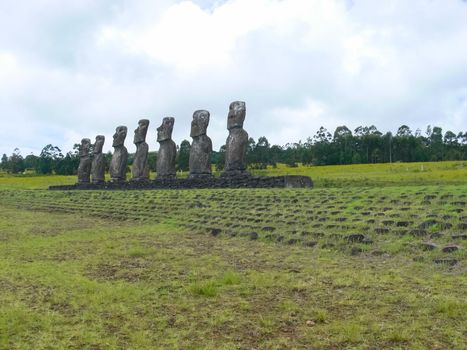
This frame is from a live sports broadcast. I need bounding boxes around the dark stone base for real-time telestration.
[221,170,250,177]
[156,175,176,180]
[129,178,150,182]
[49,175,313,190]
[189,173,214,179]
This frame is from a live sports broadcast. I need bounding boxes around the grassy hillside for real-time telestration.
[0,161,465,349]
[252,160,466,187]
[0,160,464,189]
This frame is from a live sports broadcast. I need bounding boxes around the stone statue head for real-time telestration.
[157,117,175,142]
[227,101,246,130]
[80,138,91,157]
[134,119,150,144]
[93,135,105,154]
[112,126,127,147]
[190,110,210,138]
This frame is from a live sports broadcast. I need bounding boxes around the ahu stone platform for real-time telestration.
[49,175,313,190]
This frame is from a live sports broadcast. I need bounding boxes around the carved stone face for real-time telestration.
[190,110,210,138]
[80,138,91,157]
[112,126,127,147]
[134,119,149,144]
[227,101,246,130]
[93,135,105,154]
[157,117,174,142]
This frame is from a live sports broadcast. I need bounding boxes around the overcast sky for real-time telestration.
[1,0,466,156]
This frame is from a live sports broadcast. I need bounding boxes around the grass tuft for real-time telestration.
[219,271,241,285]
[188,280,219,297]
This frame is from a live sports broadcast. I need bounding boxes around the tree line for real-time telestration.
[1,125,465,175]
[240,125,466,169]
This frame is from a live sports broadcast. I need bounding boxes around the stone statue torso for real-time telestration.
[225,128,248,172]
[189,135,212,176]
[91,153,105,183]
[78,154,92,183]
[110,146,128,181]
[132,142,149,180]
[157,140,176,178]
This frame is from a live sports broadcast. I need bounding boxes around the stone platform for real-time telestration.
[49,175,313,190]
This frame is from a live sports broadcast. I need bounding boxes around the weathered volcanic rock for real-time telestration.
[222,101,249,177]
[109,126,128,182]
[77,138,91,184]
[189,110,212,179]
[420,242,438,251]
[442,244,460,253]
[91,135,105,184]
[156,117,176,180]
[132,119,150,181]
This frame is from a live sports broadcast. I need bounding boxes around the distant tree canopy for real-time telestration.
[176,139,190,172]
[229,125,466,168]
[0,144,80,175]
[1,148,26,174]
[2,124,465,175]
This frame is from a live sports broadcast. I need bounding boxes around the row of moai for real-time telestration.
[77,101,249,184]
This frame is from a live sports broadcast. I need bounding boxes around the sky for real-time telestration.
[0,0,466,156]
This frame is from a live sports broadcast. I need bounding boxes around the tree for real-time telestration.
[1,154,8,171]
[147,151,157,172]
[444,131,458,146]
[394,125,415,162]
[396,125,412,137]
[269,145,283,167]
[246,137,256,165]
[252,136,271,169]
[333,126,353,164]
[36,144,63,174]
[52,144,79,175]
[283,143,299,167]
[104,151,113,172]
[444,130,461,160]
[458,131,467,160]
[353,126,367,163]
[177,140,190,172]
[55,151,79,175]
[382,132,393,163]
[314,126,332,143]
[313,127,332,165]
[8,148,25,174]
[352,125,383,163]
[300,137,313,165]
[215,145,226,171]
[24,154,38,170]
[429,126,443,161]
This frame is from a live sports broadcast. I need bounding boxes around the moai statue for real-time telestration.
[109,126,128,182]
[189,110,212,178]
[91,135,106,184]
[131,119,150,181]
[222,101,249,177]
[156,117,176,179]
[77,138,92,183]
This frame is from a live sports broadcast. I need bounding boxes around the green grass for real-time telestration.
[1,160,465,189]
[0,172,76,189]
[0,162,465,349]
[251,160,467,187]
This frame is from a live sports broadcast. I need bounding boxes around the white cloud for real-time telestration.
[0,0,466,156]
[268,98,336,143]
[0,52,19,77]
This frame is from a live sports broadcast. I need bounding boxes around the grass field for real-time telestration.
[253,160,467,187]
[0,161,466,349]
[1,160,465,189]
